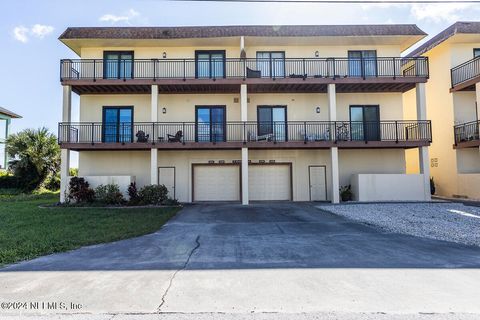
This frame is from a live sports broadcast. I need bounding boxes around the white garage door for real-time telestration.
[249,164,291,201]
[193,165,240,201]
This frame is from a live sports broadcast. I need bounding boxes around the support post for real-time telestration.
[416,83,431,201]
[151,85,158,122]
[4,118,10,170]
[242,148,249,205]
[60,85,72,202]
[476,83,480,154]
[328,84,340,203]
[151,149,158,185]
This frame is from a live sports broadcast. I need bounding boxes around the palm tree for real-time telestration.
[6,127,60,191]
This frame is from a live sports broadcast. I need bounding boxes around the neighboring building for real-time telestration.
[405,21,480,200]
[0,107,22,170]
[58,25,432,203]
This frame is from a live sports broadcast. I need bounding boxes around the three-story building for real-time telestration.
[58,25,432,203]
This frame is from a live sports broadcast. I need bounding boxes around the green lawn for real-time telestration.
[0,192,180,266]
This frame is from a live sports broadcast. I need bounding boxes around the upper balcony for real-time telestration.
[454,120,480,148]
[58,120,432,151]
[450,56,480,92]
[60,57,429,95]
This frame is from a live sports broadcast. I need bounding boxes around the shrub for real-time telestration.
[0,174,18,189]
[69,168,79,177]
[162,197,180,206]
[138,184,168,205]
[67,177,94,203]
[44,173,60,191]
[339,185,353,202]
[430,177,436,195]
[127,182,140,205]
[95,184,125,205]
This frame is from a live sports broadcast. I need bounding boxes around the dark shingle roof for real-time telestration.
[409,21,480,57]
[0,107,21,119]
[59,24,426,40]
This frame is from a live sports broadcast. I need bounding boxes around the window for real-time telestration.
[195,51,226,79]
[474,48,480,58]
[257,106,287,141]
[102,107,133,143]
[103,51,134,79]
[349,105,380,141]
[195,106,226,142]
[348,50,377,77]
[256,52,285,78]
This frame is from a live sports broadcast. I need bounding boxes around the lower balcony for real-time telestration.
[454,120,480,148]
[58,121,432,151]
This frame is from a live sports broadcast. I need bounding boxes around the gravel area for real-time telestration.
[319,202,480,247]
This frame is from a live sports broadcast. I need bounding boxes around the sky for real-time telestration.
[1,0,479,166]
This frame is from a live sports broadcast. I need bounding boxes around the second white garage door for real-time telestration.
[249,164,292,201]
[193,165,241,201]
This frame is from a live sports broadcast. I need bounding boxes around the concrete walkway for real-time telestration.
[1,203,480,317]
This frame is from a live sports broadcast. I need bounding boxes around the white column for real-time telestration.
[328,84,340,203]
[151,149,158,185]
[240,84,249,205]
[151,85,159,185]
[242,148,249,205]
[476,83,480,155]
[4,118,10,170]
[60,85,72,202]
[151,85,158,122]
[416,83,431,201]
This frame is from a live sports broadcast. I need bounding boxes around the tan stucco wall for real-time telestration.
[403,37,480,199]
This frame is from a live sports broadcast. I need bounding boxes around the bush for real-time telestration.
[0,174,18,189]
[339,185,353,202]
[69,168,79,177]
[44,173,60,191]
[138,184,168,205]
[162,197,180,206]
[127,182,140,205]
[67,177,94,203]
[95,184,125,205]
[430,177,436,195]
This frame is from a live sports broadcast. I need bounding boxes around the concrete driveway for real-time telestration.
[1,203,480,317]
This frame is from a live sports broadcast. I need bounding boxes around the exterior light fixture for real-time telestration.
[315,51,319,58]
[316,107,321,113]
[162,52,167,59]
[162,107,167,114]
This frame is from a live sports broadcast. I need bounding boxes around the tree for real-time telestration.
[6,127,60,191]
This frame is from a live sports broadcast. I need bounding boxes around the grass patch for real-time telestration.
[0,193,180,266]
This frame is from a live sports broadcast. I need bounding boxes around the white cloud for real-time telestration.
[410,3,473,23]
[13,26,29,43]
[31,24,54,38]
[99,9,140,24]
[12,24,54,43]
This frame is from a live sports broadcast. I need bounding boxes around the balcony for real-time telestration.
[451,56,480,92]
[58,120,432,151]
[60,57,429,94]
[454,120,480,148]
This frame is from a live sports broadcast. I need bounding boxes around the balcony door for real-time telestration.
[256,52,285,78]
[195,106,226,142]
[348,50,377,77]
[102,107,133,143]
[257,106,287,141]
[349,105,380,141]
[195,51,226,79]
[103,51,134,79]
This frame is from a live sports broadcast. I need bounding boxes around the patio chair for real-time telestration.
[135,130,149,143]
[168,130,183,143]
[248,131,274,142]
[246,67,261,78]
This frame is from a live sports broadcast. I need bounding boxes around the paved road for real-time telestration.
[1,203,480,317]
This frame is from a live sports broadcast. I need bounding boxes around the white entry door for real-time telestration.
[249,164,292,201]
[193,164,241,201]
[158,167,175,199]
[309,166,327,201]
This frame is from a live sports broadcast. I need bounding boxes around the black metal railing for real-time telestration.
[60,57,429,81]
[454,120,480,144]
[451,56,480,87]
[58,120,432,145]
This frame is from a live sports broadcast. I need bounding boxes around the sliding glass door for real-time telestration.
[195,51,226,79]
[196,106,226,142]
[103,51,134,79]
[348,50,377,77]
[257,106,287,141]
[256,52,285,78]
[102,107,133,143]
[350,105,380,141]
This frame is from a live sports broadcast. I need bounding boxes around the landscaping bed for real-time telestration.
[319,202,480,247]
[0,192,180,266]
